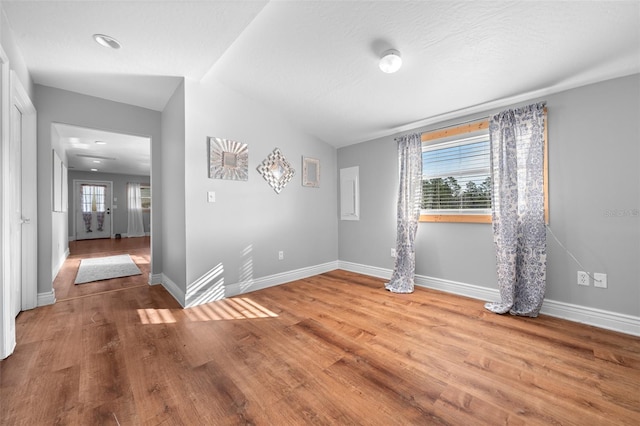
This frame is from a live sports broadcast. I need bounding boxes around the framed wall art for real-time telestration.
[257,148,295,194]
[302,156,320,188]
[208,136,249,181]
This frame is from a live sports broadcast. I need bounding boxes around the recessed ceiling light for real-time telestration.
[93,34,121,50]
[90,168,98,172]
[77,154,116,160]
[95,141,107,145]
[379,49,402,73]
[93,160,101,163]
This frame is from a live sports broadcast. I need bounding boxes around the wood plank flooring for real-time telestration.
[54,237,151,301]
[1,239,639,424]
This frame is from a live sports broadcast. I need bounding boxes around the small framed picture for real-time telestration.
[208,137,248,181]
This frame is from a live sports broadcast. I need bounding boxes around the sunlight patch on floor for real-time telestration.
[137,297,278,324]
[185,297,278,322]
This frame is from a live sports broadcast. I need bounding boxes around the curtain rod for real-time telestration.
[420,103,547,136]
[396,102,547,141]
[422,116,490,134]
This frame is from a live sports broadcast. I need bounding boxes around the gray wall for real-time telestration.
[0,8,33,100]
[182,77,338,300]
[159,80,187,289]
[34,85,162,295]
[67,171,151,237]
[338,74,639,317]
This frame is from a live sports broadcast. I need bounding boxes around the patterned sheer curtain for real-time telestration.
[385,133,423,294]
[127,183,145,238]
[485,102,546,316]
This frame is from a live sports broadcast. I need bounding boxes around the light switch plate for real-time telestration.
[207,191,215,203]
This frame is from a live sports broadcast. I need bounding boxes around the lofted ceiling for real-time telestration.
[2,0,639,174]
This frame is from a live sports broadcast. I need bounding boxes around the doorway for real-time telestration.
[73,180,113,240]
[53,124,152,301]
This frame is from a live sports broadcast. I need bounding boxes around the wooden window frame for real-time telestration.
[419,110,548,224]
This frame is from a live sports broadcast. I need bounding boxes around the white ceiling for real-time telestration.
[3,1,639,173]
[53,123,150,176]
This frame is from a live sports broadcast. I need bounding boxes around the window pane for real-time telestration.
[81,184,106,212]
[141,185,151,209]
[422,138,491,212]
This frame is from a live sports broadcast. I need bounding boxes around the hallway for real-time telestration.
[54,236,151,301]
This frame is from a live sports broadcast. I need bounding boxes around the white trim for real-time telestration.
[148,273,163,285]
[52,247,70,281]
[221,261,339,302]
[0,45,12,360]
[338,260,391,280]
[37,290,56,307]
[338,261,640,337]
[157,273,185,307]
[539,300,640,337]
[157,262,340,309]
[11,70,37,312]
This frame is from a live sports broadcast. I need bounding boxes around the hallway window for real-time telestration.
[140,184,151,210]
[80,184,106,213]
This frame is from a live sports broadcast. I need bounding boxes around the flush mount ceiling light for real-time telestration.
[379,49,402,73]
[93,34,121,50]
[94,140,107,145]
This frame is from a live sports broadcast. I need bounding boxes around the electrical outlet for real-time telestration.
[577,271,589,286]
[278,251,284,261]
[390,248,396,258]
[594,273,607,288]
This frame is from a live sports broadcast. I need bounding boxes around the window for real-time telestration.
[420,121,491,223]
[81,184,106,213]
[140,184,151,210]
[420,111,548,224]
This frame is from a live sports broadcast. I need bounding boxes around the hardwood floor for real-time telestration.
[54,236,151,301]
[1,240,639,424]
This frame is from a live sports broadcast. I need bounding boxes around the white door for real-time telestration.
[1,64,37,359]
[75,181,112,240]
[8,104,21,317]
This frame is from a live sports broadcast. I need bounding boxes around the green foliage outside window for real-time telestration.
[422,176,491,210]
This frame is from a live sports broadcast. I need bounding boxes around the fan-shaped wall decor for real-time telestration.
[208,137,248,181]
[257,148,295,194]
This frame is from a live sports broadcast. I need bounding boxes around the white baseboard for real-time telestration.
[37,289,56,307]
[338,261,640,337]
[337,261,392,280]
[1,336,16,360]
[539,299,640,337]
[51,248,70,281]
[157,261,340,309]
[156,273,185,307]
[222,261,339,301]
[149,273,163,285]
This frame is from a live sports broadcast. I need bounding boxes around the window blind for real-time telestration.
[422,134,491,213]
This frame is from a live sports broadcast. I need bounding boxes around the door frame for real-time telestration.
[73,179,113,241]
[0,61,37,359]
[12,71,37,312]
[0,46,13,359]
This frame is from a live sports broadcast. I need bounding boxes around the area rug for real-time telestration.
[75,254,142,284]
